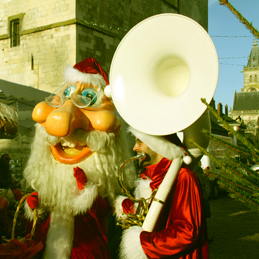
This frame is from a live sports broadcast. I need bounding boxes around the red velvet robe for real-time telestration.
[71,196,111,259]
[122,158,209,259]
[33,196,112,259]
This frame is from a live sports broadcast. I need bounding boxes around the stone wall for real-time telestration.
[0,0,208,93]
[0,0,76,93]
[229,109,259,147]
[75,0,208,72]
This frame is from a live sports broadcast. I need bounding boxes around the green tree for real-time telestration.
[190,99,259,211]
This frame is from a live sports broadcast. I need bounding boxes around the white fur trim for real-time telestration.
[64,65,107,87]
[128,127,185,160]
[183,155,192,165]
[188,147,203,159]
[114,195,128,219]
[43,209,74,259]
[119,226,147,259]
[104,85,111,98]
[24,202,35,221]
[134,178,152,200]
[70,181,98,215]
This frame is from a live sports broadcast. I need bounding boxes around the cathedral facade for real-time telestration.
[229,40,259,148]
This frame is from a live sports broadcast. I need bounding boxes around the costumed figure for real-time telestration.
[22,58,134,258]
[106,13,217,259]
[114,127,209,259]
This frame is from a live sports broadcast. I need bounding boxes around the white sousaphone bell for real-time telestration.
[106,13,218,231]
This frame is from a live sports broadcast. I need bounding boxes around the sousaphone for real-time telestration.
[107,13,218,231]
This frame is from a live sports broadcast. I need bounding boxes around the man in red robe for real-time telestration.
[114,127,209,259]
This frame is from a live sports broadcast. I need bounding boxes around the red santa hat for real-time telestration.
[64,57,109,88]
[128,126,192,164]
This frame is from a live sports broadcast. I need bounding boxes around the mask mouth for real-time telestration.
[47,129,117,164]
[50,133,93,164]
[60,139,87,156]
[61,145,85,156]
[50,143,93,164]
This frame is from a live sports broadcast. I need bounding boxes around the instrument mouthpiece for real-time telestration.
[137,152,146,160]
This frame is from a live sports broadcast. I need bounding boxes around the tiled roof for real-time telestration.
[233,91,259,110]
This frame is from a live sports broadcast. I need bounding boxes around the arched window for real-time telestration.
[249,87,257,92]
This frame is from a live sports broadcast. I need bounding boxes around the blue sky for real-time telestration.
[208,0,259,110]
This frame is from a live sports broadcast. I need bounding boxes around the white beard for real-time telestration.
[23,123,136,214]
[22,123,136,258]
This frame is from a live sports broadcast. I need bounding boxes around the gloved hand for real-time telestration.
[73,167,87,191]
[122,198,135,214]
[27,192,39,209]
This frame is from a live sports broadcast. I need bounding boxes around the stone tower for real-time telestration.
[242,39,259,92]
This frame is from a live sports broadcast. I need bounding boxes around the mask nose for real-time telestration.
[45,100,90,137]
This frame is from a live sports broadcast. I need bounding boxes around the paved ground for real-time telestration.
[207,194,259,258]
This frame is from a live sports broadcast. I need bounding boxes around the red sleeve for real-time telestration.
[140,168,206,258]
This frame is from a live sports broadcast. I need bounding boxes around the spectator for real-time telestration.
[0,154,12,189]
